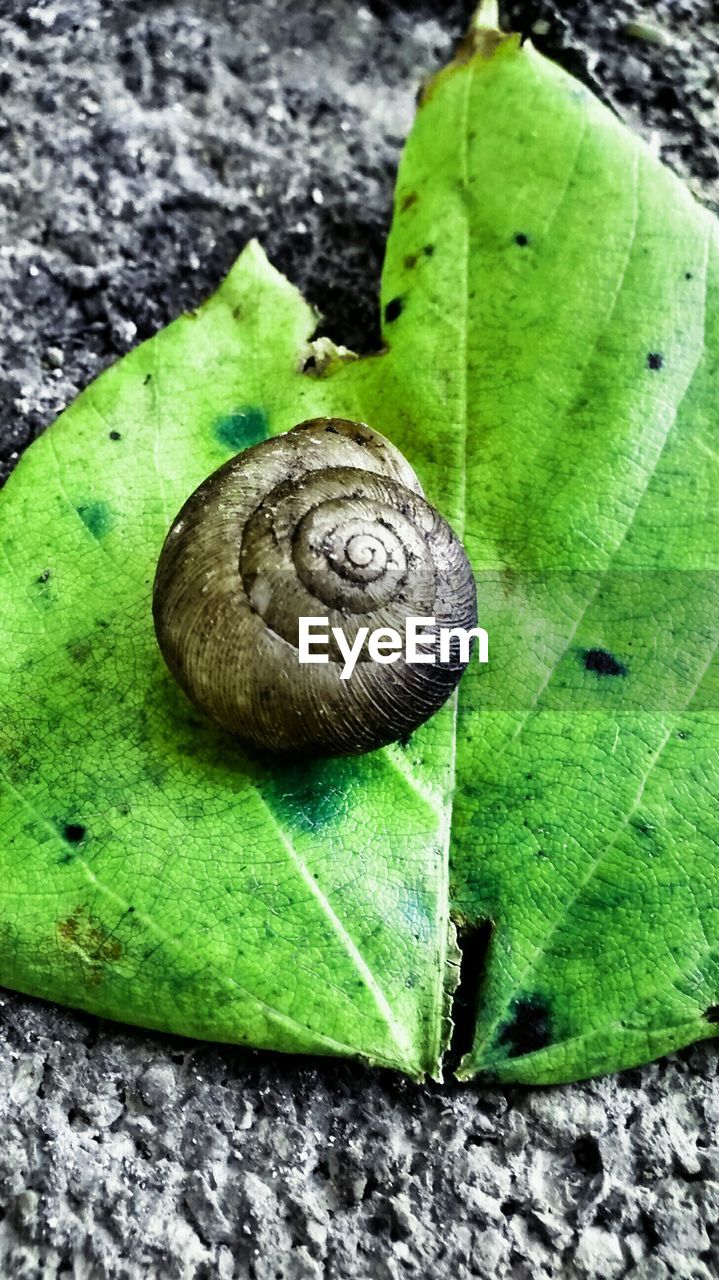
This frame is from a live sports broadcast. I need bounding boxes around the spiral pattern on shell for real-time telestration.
[153,418,478,756]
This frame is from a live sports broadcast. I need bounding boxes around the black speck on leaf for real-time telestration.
[423,244,435,257]
[514,232,529,247]
[584,648,626,677]
[63,823,86,844]
[384,298,403,324]
[647,352,664,371]
[705,1005,719,1024]
[109,430,121,441]
[143,373,152,385]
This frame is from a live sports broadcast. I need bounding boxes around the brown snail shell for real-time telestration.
[153,418,477,757]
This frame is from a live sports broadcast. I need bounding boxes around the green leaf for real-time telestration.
[0,247,461,1079]
[1,13,718,1083]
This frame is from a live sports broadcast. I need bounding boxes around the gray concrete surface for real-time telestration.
[0,1,718,1277]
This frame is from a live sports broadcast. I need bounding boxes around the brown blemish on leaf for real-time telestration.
[404,253,418,270]
[57,907,123,984]
[400,191,418,212]
[420,26,521,106]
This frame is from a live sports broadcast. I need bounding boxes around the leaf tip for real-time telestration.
[420,8,520,106]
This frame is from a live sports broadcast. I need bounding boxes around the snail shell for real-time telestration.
[153,418,477,756]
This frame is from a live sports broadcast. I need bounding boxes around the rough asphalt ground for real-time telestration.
[1,1,718,1277]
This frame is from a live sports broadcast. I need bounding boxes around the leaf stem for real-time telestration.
[471,0,500,31]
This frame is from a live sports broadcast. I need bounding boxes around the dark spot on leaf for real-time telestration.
[647,352,664,371]
[677,729,691,740]
[63,823,86,844]
[143,373,152,385]
[497,994,552,1058]
[215,405,269,452]
[76,501,114,540]
[704,1005,719,1024]
[384,298,403,324]
[37,569,50,583]
[685,272,693,281]
[423,244,434,257]
[67,637,93,665]
[400,191,418,212]
[584,648,626,677]
[514,232,529,247]
[404,254,418,270]
[109,430,121,441]
[272,763,344,833]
